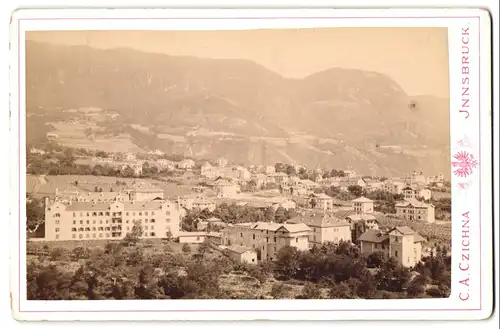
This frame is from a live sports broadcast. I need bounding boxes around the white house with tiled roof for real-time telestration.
[287,212,351,246]
[359,226,426,268]
[305,193,334,211]
[352,196,374,214]
[395,200,435,223]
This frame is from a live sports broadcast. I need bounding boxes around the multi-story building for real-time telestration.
[179,194,216,212]
[395,200,436,223]
[221,221,310,262]
[358,226,425,268]
[212,178,241,198]
[44,198,182,241]
[352,196,374,214]
[287,213,351,246]
[304,193,334,211]
[383,180,406,195]
[402,186,432,201]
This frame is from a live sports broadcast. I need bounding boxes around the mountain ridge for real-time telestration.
[25,40,451,177]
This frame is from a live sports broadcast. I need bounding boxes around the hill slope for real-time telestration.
[26,41,450,177]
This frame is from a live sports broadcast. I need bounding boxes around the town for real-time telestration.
[26,142,452,300]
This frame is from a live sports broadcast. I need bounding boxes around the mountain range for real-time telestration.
[25,40,451,177]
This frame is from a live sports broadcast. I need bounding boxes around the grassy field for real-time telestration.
[27,174,194,198]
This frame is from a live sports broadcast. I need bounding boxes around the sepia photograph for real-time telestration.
[23,27,454,302]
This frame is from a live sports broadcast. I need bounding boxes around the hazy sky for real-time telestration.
[27,28,450,97]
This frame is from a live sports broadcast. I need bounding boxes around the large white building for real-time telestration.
[44,199,182,241]
[395,200,436,223]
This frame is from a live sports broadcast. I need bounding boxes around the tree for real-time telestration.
[123,221,143,246]
[274,163,287,173]
[247,179,258,192]
[270,282,288,299]
[407,275,428,298]
[182,243,192,254]
[329,281,354,299]
[26,195,45,236]
[348,185,363,197]
[197,240,211,256]
[94,186,99,192]
[366,251,385,268]
[299,282,322,299]
[309,197,317,209]
[285,164,296,176]
[274,246,300,280]
[274,206,288,223]
[351,220,367,243]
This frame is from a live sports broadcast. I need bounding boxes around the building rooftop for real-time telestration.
[352,196,373,203]
[288,213,350,228]
[358,230,390,243]
[178,231,207,237]
[225,245,255,254]
[63,199,176,211]
[395,200,434,208]
[346,214,377,221]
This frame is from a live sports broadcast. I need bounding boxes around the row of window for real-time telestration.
[64,218,160,225]
[64,225,156,233]
[71,211,157,217]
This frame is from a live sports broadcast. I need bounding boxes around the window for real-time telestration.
[106,220,109,224]
[72,220,76,225]
[274,237,276,242]
[72,234,76,239]
[78,228,84,232]
[86,220,90,225]
[55,235,59,240]
[105,212,110,216]
[100,220,103,224]
[266,237,269,242]
[92,227,96,231]
[166,218,171,223]
[145,219,148,223]
[165,211,171,216]
[252,234,255,240]
[139,212,142,216]
[240,233,243,237]
[92,233,96,238]
[99,233,103,238]
[72,228,76,232]
[85,233,90,238]
[295,238,298,243]
[151,218,155,223]
[106,233,110,238]
[55,228,59,232]
[144,232,148,237]
[395,250,398,257]
[80,212,83,217]
[98,227,103,231]
[93,220,96,224]
[145,212,148,216]
[126,212,129,216]
[73,212,76,217]
[55,220,60,225]
[79,234,83,239]
[133,212,136,216]
[92,212,97,216]
[151,232,155,237]
[196,236,200,241]
[151,211,155,215]
[151,226,154,230]
[99,212,103,216]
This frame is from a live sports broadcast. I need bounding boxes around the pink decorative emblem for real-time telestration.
[452,151,478,178]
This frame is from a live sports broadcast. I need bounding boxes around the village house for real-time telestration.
[124,153,136,161]
[177,159,196,170]
[304,193,334,211]
[46,132,59,141]
[223,245,258,264]
[268,172,289,184]
[119,162,143,176]
[404,171,427,185]
[44,198,182,241]
[336,177,367,192]
[55,188,164,204]
[221,221,310,262]
[250,174,267,189]
[217,157,228,168]
[156,159,175,171]
[352,196,374,214]
[29,147,46,155]
[264,165,276,175]
[196,217,224,231]
[402,185,432,201]
[200,162,217,178]
[178,194,216,212]
[383,180,406,195]
[343,170,357,178]
[363,178,385,191]
[346,214,380,230]
[287,212,351,246]
[178,231,206,244]
[212,177,241,198]
[395,199,436,223]
[358,226,426,268]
